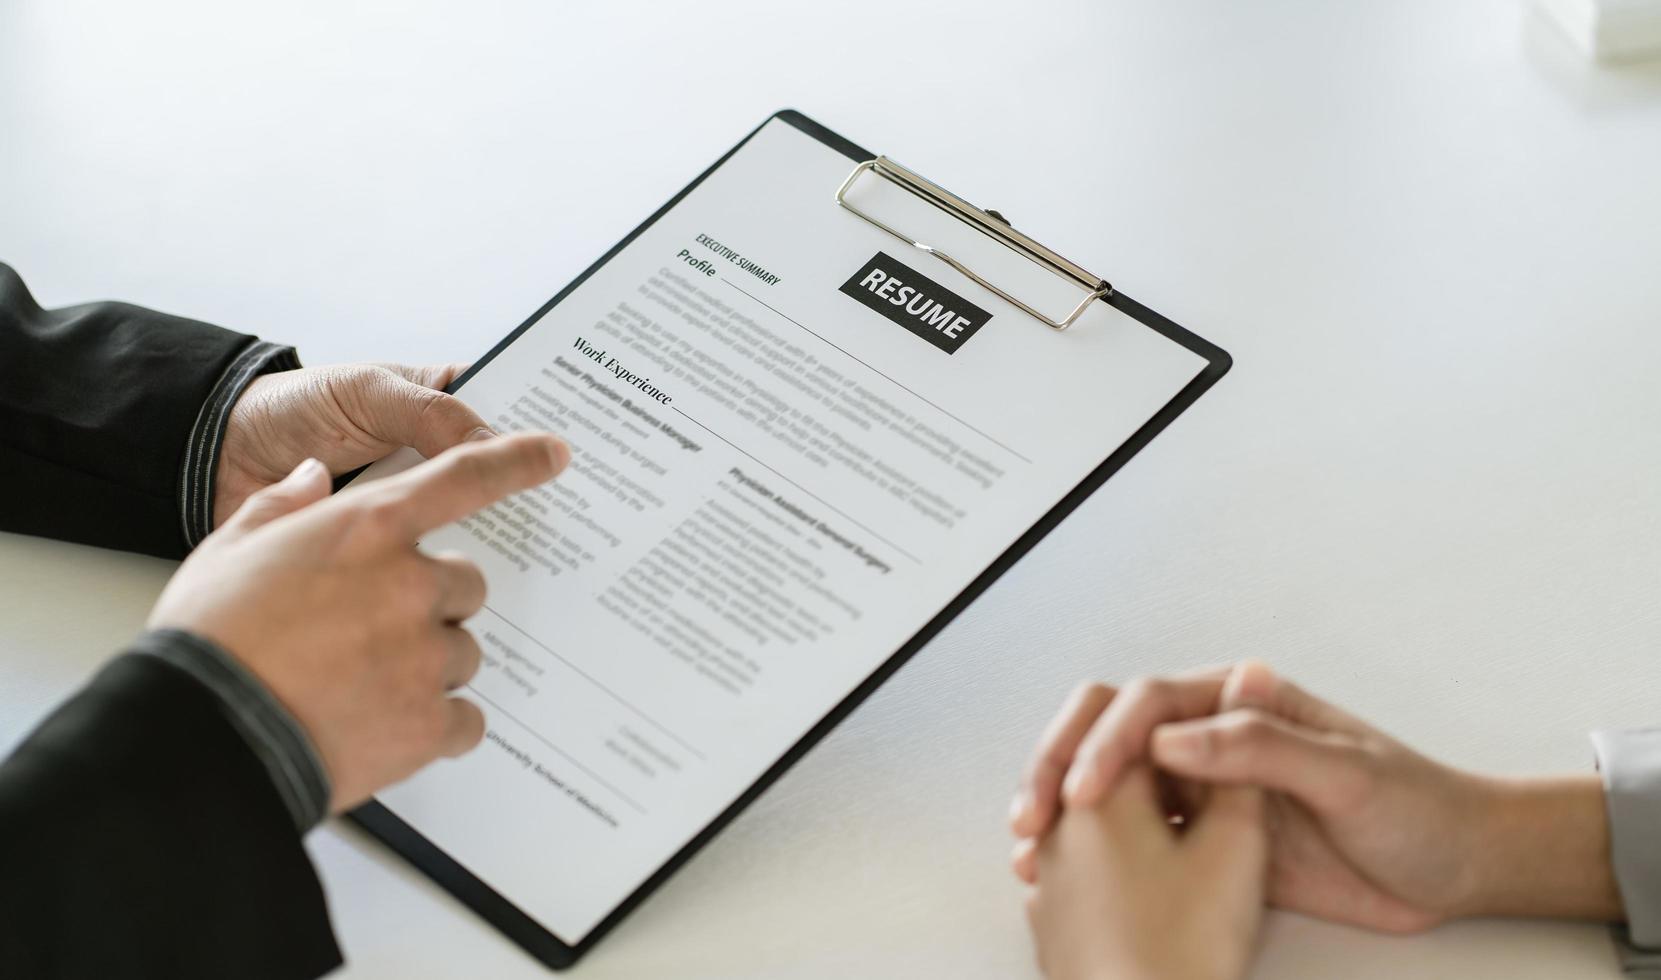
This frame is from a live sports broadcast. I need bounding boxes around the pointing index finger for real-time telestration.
[373,432,569,540]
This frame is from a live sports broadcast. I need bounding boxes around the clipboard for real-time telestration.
[349,109,1231,970]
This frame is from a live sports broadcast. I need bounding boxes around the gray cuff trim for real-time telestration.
[1611,923,1661,976]
[1594,729,1661,954]
[178,340,302,550]
[130,628,331,831]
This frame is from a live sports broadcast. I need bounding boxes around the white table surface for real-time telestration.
[4,1,1660,977]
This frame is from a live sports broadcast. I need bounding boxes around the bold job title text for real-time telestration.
[572,337,674,406]
[728,466,892,575]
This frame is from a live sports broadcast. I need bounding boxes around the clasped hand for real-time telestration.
[1009,661,1620,980]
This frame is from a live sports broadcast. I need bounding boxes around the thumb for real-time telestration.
[357,369,496,459]
[379,361,472,392]
[1151,708,1369,813]
[221,458,332,537]
[1222,659,1370,737]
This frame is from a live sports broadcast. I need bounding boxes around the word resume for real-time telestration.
[362,116,1214,946]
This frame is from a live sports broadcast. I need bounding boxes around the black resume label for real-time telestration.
[838,252,991,355]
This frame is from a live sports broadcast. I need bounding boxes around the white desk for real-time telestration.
[3,1,1659,976]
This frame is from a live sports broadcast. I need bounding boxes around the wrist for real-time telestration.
[181,341,300,545]
[1462,774,1623,921]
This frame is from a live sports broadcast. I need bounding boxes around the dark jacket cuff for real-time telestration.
[179,341,302,548]
[0,263,291,558]
[132,629,331,830]
[0,651,342,978]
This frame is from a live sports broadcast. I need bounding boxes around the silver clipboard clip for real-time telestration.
[835,157,1113,331]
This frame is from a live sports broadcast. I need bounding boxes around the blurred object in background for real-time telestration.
[1536,0,1661,61]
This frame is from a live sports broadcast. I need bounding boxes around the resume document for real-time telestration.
[361,118,1211,944]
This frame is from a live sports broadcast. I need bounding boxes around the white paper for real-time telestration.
[365,118,1211,945]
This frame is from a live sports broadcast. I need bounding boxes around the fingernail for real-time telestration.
[544,436,570,469]
[1007,793,1028,826]
[296,457,327,479]
[466,427,497,442]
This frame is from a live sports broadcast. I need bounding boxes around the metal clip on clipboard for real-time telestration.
[835,157,1113,331]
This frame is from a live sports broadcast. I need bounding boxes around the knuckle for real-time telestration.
[335,365,398,406]
[1069,680,1109,706]
[350,364,398,388]
[391,651,429,702]
[1030,750,1065,780]
[444,444,493,483]
[457,700,485,737]
[398,556,432,591]
[1124,676,1169,709]
[408,385,449,423]
[417,703,451,748]
[356,495,407,537]
[423,636,453,683]
[387,560,440,612]
[1182,722,1222,761]
[1255,667,1285,700]
[235,485,290,521]
[246,480,286,506]
[436,556,487,610]
[1221,708,1273,747]
[420,387,459,416]
[433,625,460,657]
[457,627,483,664]
[502,434,557,478]
[452,554,487,592]
[1327,749,1377,811]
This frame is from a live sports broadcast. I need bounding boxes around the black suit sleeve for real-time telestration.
[0,652,343,979]
[0,262,295,558]
[0,265,341,977]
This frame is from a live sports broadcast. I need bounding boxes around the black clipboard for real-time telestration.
[348,108,1232,970]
